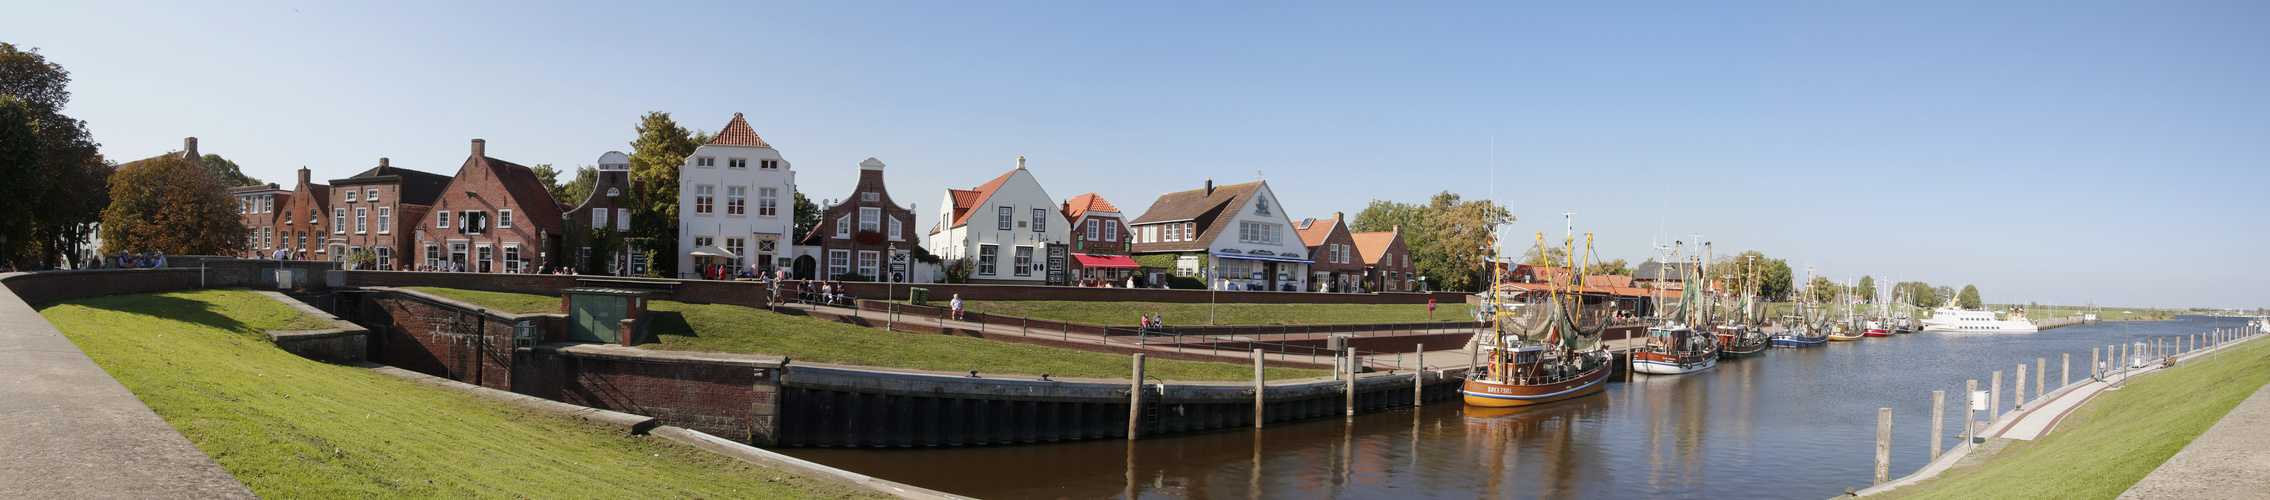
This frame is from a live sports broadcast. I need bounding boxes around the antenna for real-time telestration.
[1560,212,1578,241]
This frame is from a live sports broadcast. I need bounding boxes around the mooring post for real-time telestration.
[1931,390,1945,462]
[1414,344,1425,407]
[1252,348,1265,429]
[2092,348,2101,380]
[2014,364,2027,410]
[2036,358,2045,400]
[1345,346,1358,418]
[1876,407,1892,485]
[2063,353,2070,388]
[1991,371,2002,420]
[1965,379,1979,444]
[1129,354,1146,440]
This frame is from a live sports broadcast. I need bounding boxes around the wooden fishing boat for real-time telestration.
[1630,240,1721,374]
[1826,321,1865,341]
[1462,231,1614,408]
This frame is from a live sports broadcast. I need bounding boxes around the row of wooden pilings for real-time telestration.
[1862,323,2263,488]
[1126,343,1443,440]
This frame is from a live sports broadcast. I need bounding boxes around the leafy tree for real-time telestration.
[1592,258,1633,277]
[0,95,43,266]
[792,191,820,242]
[560,166,596,205]
[100,155,244,255]
[1520,245,1569,267]
[1,43,108,269]
[1857,276,1877,302]
[1427,192,1513,292]
[626,112,699,277]
[1934,286,1956,305]
[199,154,260,187]
[1896,281,1939,308]
[1806,276,1841,303]
[1759,259,1793,300]
[531,163,561,196]
[1958,285,1983,310]
[1352,198,1440,282]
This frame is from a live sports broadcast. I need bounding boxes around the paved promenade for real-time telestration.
[2118,364,2270,498]
[0,275,252,498]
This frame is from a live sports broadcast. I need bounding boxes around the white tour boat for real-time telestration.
[1920,302,2038,333]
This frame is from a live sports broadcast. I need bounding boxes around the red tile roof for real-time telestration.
[1059,192,1120,221]
[1296,218,1340,247]
[1349,230,1402,264]
[947,170,1017,229]
[708,113,770,147]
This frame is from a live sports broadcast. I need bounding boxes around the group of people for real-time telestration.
[1136,312,1169,335]
[796,280,856,306]
[1074,276,1143,288]
[112,251,168,269]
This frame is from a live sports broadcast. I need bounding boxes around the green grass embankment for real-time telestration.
[37,290,879,499]
[912,299,1475,326]
[1878,336,2270,499]
[402,286,560,314]
[409,287,1328,381]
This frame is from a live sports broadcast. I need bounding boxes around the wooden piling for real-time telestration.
[2063,353,2070,388]
[1345,346,1357,418]
[1965,379,1979,444]
[2036,358,2045,402]
[1876,407,1892,485]
[1414,344,1425,407]
[2092,348,2100,379]
[2015,364,2027,409]
[1991,371,2002,419]
[1129,354,1145,440]
[1252,349,1265,429]
[1931,390,1945,462]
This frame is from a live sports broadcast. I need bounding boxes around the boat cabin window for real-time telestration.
[1515,351,1539,365]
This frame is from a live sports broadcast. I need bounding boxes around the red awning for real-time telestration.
[1074,254,1141,269]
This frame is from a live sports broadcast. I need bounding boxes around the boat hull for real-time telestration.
[1461,366,1611,408]
[1770,334,1827,348]
[1631,350,1719,375]
[1827,333,1866,342]
[1863,329,1894,337]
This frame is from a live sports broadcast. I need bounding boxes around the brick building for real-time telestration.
[1350,228,1416,292]
[1126,180,1310,291]
[1295,212,1363,292]
[1059,192,1136,285]
[227,182,287,259]
[326,158,451,270]
[798,157,918,281]
[414,139,567,273]
[563,151,643,275]
[273,167,333,260]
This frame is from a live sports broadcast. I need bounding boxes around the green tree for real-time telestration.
[1,43,108,269]
[1520,245,1569,267]
[560,166,596,205]
[1759,259,1793,300]
[792,191,820,242]
[0,95,44,266]
[1857,276,1877,302]
[1806,276,1841,303]
[1958,285,1983,310]
[1428,192,1513,292]
[100,155,244,255]
[531,163,561,196]
[1352,198,1440,283]
[199,154,261,187]
[1934,286,1956,305]
[626,112,699,278]
[1592,258,1633,277]
[1897,281,1939,308]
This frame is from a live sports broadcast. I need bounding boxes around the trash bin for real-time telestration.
[909,287,930,306]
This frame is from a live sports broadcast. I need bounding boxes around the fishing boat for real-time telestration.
[1714,270,1770,357]
[1826,322,1865,341]
[1631,243,1720,374]
[1770,300,1830,347]
[1461,232,1614,408]
[1863,318,1894,337]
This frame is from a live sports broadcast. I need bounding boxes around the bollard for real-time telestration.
[1129,354,1146,440]
[1991,371,2002,420]
[1252,349,1265,429]
[2037,358,2045,402]
[2063,353,2071,388]
[1876,407,1892,485]
[2093,348,2101,379]
[1345,346,1358,418]
[1931,390,1946,462]
[2015,364,2027,410]
[1414,344,1425,407]
[1965,379,1979,444]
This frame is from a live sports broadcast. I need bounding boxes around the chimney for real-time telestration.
[1016,155,1026,170]
[379,157,390,168]
[471,138,486,157]
[1334,211,1344,223]
[1392,224,1400,234]
[1204,179,1214,196]
[297,167,311,186]
[183,137,198,158]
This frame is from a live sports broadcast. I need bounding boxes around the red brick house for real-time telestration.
[413,139,566,273]
[327,158,451,270]
[798,157,920,281]
[563,151,643,275]
[1351,228,1417,292]
[272,167,332,260]
[227,181,287,259]
[1060,192,1136,285]
[1295,212,1363,292]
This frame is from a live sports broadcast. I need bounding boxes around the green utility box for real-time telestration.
[909,287,929,306]
[561,287,649,345]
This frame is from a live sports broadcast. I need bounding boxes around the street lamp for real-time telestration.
[886,242,897,332]
[1419,276,1428,293]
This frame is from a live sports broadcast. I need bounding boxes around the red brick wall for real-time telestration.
[514,353,758,439]
[827,281,1468,305]
[2,269,203,304]
[361,294,522,391]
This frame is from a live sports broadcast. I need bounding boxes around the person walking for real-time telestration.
[950,294,964,321]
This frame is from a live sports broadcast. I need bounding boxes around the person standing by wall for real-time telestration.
[950,293,964,320]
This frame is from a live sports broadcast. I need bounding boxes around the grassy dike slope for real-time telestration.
[37,290,879,499]
[1881,337,2270,499]
[922,299,1475,326]
[407,286,1328,381]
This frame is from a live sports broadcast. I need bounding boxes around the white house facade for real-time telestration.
[1127,180,1311,291]
[677,113,796,278]
[926,156,1070,285]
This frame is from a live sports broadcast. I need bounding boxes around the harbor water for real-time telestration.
[779,315,2253,499]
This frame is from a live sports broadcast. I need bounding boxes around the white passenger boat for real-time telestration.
[1920,301,2038,333]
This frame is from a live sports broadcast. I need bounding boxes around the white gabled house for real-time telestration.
[1126,180,1312,291]
[926,156,1071,285]
[677,113,796,278]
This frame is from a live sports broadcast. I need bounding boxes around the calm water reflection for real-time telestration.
[781,316,2249,499]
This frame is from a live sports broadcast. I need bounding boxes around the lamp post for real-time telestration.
[886,242,897,332]
[1419,276,1427,293]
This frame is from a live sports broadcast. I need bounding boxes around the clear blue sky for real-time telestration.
[11,1,2267,309]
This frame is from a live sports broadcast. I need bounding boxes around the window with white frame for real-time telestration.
[977,245,998,275]
[377,247,392,270]
[503,245,521,273]
[377,207,390,234]
[728,158,747,169]
[615,208,630,231]
[1085,220,1098,241]
[333,209,346,233]
[436,210,450,229]
[725,238,745,268]
[695,185,714,214]
[261,227,271,249]
[1183,222,1195,242]
[355,208,368,234]
[835,214,851,238]
[425,243,440,270]
[1165,223,1179,242]
[593,209,608,230]
[345,190,357,202]
[695,156,715,167]
[827,250,850,278]
[758,187,777,216]
[888,217,902,241]
[240,199,249,214]
[1031,208,1046,232]
[1105,221,1118,242]
[997,207,1012,230]
[727,187,746,215]
[307,209,317,224]
[859,207,879,232]
[366,189,378,202]
[499,209,512,229]
[461,211,488,235]
[857,250,880,278]
[1013,246,1033,276]
[760,159,779,170]
[475,244,493,273]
